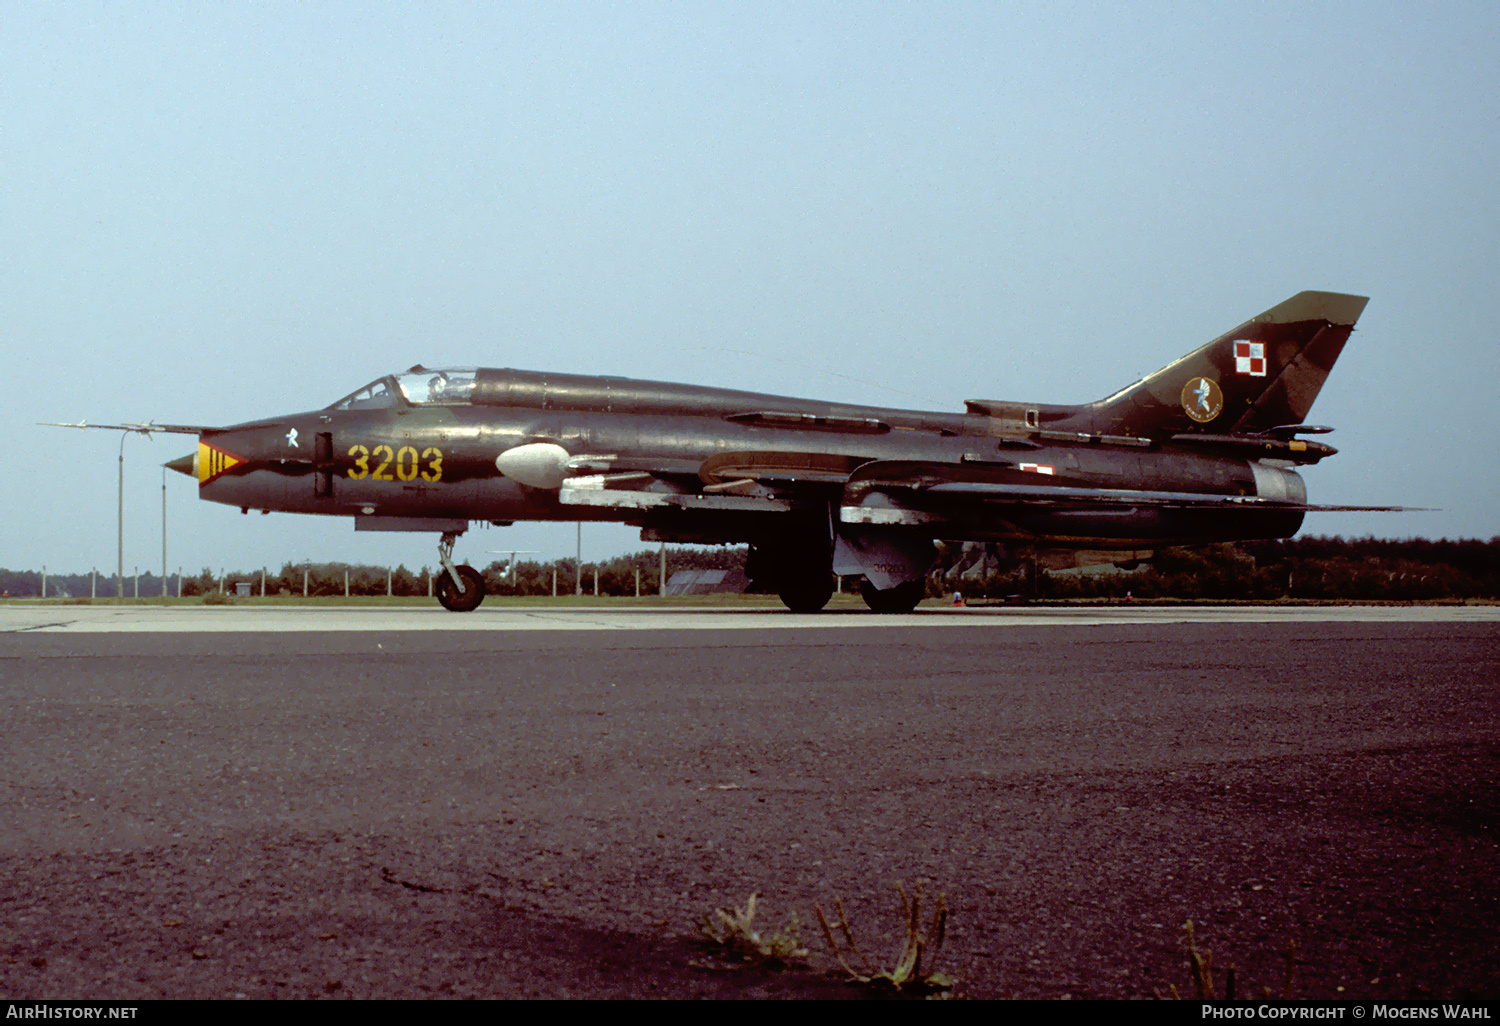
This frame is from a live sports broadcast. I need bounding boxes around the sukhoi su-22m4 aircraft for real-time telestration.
[54,291,1405,612]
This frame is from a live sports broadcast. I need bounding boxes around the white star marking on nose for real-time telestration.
[286,427,299,448]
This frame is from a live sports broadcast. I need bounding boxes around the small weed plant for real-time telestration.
[1161,920,1298,1000]
[698,892,808,967]
[815,881,953,995]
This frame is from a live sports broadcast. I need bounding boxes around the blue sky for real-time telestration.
[4,2,1496,577]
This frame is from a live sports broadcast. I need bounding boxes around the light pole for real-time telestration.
[36,420,164,599]
[161,466,168,597]
[118,431,129,598]
[113,427,162,598]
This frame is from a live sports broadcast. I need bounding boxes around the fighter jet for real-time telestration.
[53,290,1405,612]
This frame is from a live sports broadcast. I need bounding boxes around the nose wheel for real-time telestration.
[436,564,485,612]
[436,530,486,612]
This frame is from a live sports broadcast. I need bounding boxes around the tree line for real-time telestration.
[0,546,746,599]
[2,536,1496,601]
[950,536,1500,601]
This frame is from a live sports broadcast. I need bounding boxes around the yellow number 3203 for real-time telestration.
[347,444,443,482]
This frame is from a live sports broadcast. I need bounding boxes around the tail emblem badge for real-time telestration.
[1181,377,1224,423]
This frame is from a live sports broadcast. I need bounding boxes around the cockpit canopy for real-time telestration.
[329,368,479,411]
[396,368,478,405]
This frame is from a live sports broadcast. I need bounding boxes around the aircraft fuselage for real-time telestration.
[191,367,1303,550]
[133,290,1384,611]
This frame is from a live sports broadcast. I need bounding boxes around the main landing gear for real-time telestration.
[435,530,485,612]
[748,531,835,614]
[857,578,925,614]
[751,518,933,614]
[778,566,835,614]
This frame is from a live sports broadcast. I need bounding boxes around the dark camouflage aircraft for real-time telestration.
[52,291,1404,612]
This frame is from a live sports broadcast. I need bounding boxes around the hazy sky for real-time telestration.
[5,2,1497,577]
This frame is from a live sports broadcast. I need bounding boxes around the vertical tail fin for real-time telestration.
[1081,291,1369,438]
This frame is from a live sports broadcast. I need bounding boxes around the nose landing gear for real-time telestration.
[436,530,485,612]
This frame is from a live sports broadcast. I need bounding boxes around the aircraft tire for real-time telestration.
[858,578,925,614]
[777,573,834,614]
[436,564,485,612]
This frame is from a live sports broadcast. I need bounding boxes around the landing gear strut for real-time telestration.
[435,531,485,612]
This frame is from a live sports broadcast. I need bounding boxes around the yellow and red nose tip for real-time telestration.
[164,441,244,485]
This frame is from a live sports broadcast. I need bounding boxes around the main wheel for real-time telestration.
[858,578,925,614]
[750,530,836,613]
[777,572,835,614]
[436,564,485,612]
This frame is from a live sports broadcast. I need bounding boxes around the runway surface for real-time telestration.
[4,601,1498,632]
[1,604,1496,999]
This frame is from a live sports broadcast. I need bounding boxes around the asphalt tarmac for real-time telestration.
[1,604,1497,999]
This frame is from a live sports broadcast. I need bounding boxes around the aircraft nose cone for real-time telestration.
[165,452,197,478]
